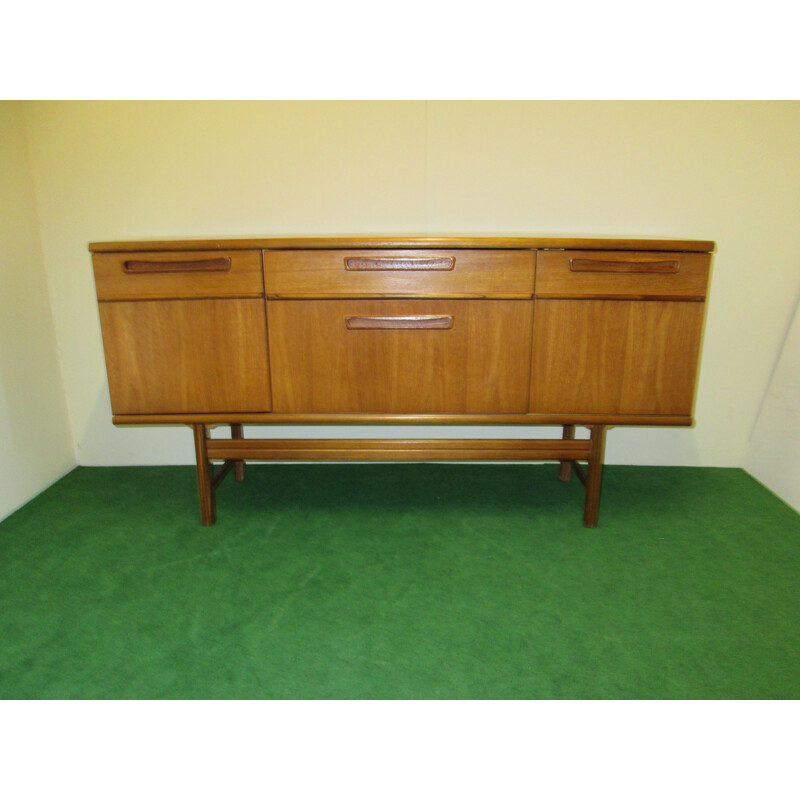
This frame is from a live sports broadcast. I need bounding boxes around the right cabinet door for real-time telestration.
[530,299,706,416]
[529,250,711,417]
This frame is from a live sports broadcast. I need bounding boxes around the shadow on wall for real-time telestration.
[745,291,800,512]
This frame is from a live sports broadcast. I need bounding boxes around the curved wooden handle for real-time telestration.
[344,256,456,271]
[345,315,454,330]
[569,258,679,274]
[123,257,231,274]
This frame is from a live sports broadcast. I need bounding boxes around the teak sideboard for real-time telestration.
[89,236,714,527]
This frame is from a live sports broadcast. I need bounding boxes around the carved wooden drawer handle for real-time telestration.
[344,256,456,271]
[123,257,232,274]
[569,258,679,274]
[345,315,454,330]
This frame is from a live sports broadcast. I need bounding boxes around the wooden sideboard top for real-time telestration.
[89,235,716,254]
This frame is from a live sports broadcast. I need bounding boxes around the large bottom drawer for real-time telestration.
[267,299,533,413]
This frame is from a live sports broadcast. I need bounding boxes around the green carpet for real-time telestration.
[1,464,798,699]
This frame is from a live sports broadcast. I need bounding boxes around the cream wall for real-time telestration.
[745,295,800,511]
[0,102,74,521]
[20,101,800,485]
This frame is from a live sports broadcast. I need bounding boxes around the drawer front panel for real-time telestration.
[263,249,535,298]
[93,250,263,300]
[98,299,271,414]
[535,250,710,300]
[530,299,705,416]
[268,299,533,413]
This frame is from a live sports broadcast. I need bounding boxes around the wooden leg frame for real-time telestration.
[192,423,608,528]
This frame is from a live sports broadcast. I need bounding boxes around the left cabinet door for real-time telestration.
[98,298,272,415]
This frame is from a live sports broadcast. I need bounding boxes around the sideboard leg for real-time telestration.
[558,424,575,481]
[192,424,216,526]
[231,423,246,481]
[583,425,607,528]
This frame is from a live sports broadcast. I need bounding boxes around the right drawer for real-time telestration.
[535,250,711,300]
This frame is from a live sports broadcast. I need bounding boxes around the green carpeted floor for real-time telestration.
[1,464,798,699]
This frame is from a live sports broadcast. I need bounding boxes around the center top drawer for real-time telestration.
[262,249,535,298]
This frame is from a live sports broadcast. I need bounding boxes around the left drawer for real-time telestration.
[93,250,264,300]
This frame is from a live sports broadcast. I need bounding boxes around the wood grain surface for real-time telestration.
[535,251,711,300]
[98,298,271,414]
[267,299,533,413]
[263,249,535,298]
[530,299,706,415]
[89,235,716,253]
[93,250,263,300]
